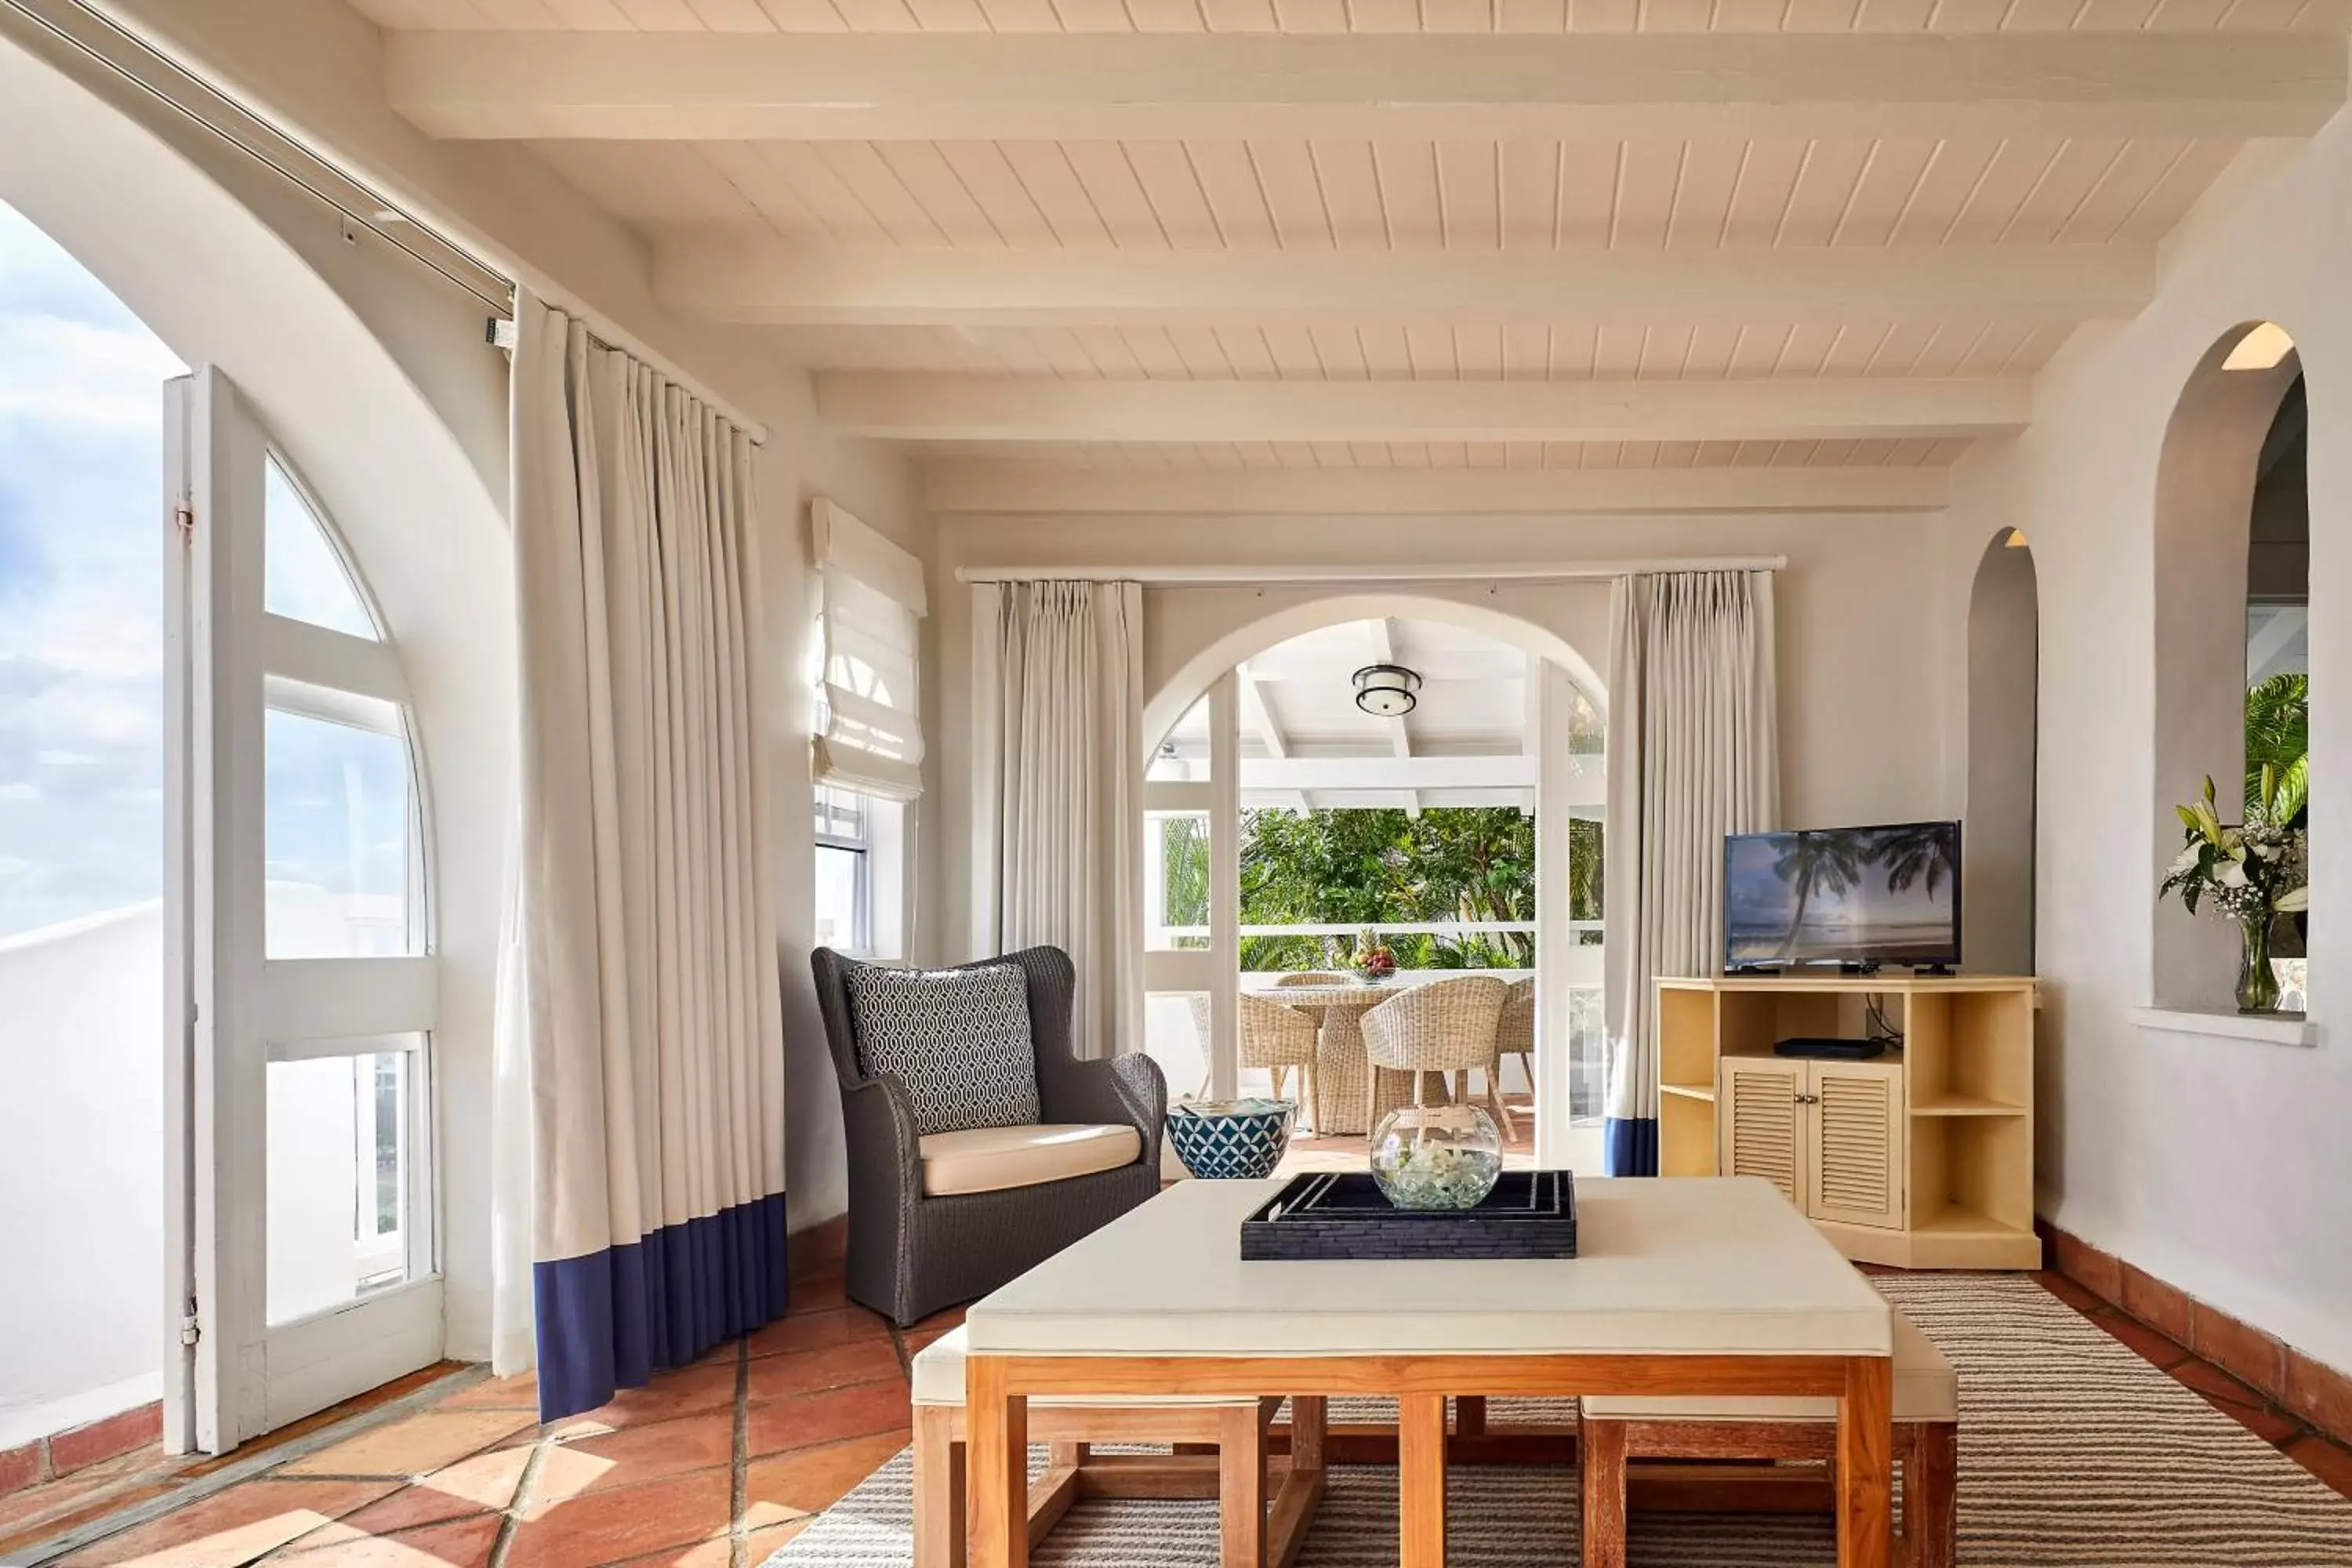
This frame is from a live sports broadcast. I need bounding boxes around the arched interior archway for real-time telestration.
[1967,529,2038,977]
[1137,589,1608,1171]
[2151,321,2307,1010]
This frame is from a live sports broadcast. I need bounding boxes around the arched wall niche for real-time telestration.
[2149,321,2306,1011]
[0,33,514,1353]
[1967,529,2038,977]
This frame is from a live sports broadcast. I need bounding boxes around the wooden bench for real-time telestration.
[1577,1306,1958,1568]
[909,1325,1315,1568]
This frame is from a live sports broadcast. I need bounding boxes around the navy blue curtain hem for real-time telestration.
[534,1189,790,1422]
[1603,1116,1659,1177]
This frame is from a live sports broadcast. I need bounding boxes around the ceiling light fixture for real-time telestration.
[1352,663,1422,717]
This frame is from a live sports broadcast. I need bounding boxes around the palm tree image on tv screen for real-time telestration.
[1725,823,1961,968]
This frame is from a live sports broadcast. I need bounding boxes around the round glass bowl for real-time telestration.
[1167,1098,1296,1180]
[1369,1102,1504,1210]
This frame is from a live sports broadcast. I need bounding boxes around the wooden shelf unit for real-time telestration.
[1656,974,2039,1270]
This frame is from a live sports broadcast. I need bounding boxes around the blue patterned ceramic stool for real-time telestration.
[1166,1098,1296,1180]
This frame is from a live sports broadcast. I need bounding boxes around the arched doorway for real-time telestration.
[1966,529,2038,977]
[2,34,512,1453]
[2151,322,2310,1012]
[1139,593,1606,1171]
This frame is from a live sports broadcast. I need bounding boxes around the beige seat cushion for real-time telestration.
[918,1123,1142,1198]
[1582,1308,1955,1423]
[911,1326,1250,1408]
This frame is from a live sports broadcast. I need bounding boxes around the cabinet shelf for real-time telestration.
[1656,973,2038,1271]
[1910,1093,2027,1118]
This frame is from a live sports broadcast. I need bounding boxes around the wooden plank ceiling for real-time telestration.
[361,0,2349,513]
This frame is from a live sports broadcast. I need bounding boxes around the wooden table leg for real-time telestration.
[1270,1397,1327,1568]
[967,1356,1028,1568]
[1906,1421,1958,1568]
[1837,1355,1893,1568]
[913,1406,964,1568]
[1399,1392,1447,1568]
[1219,1402,1268,1568]
[1579,1414,1628,1568]
[1454,1396,1487,1438]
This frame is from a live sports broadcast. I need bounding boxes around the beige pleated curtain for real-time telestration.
[1602,569,1779,1174]
[499,292,789,1421]
[987,581,1145,1061]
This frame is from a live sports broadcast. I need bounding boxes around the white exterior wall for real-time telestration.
[1940,131,2352,1376]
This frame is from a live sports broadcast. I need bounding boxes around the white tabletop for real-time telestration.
[964,1175,1890,1360]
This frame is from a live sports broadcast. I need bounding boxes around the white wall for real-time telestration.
[0,908,163,1450]
[1940,126,2352,1376]
[931,510,1967,968]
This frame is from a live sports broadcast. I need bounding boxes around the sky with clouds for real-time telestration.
[0,198,183,938]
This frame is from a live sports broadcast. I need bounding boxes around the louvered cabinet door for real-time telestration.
[1805,1061,1907,1230]
[1716,1058,1806,1207]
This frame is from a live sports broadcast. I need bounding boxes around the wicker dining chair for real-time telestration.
[1492,977,1536,1142]
[1185,993,1323,1131]
[1359,975,1510,1133]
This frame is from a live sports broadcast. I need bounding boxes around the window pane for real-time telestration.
[267,1046,414,1324]
[815,843,866,952]
[265,707,416,956]
[265,458,376,639]
[1145,811,1210,950]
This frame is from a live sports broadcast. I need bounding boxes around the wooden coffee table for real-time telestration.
[962,1175,1896,1568]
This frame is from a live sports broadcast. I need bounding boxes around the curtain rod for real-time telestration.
[955,557,1788,586]
[13,0,772,447]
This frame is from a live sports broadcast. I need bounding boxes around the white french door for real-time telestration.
[163,366,442,1454]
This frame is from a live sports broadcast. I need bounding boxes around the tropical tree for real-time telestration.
[2245,672,2308,827]
[1773,830,1867,960]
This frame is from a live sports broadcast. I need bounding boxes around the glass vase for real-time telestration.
[1369,1102,1502,1210]
[2236,915,2282,1014]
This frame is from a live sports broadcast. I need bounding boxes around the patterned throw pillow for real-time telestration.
[845,963,1043,1136]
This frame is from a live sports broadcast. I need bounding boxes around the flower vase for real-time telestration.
[2236,916,2282,1014]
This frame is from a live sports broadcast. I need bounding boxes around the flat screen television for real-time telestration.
[1723,821,1962,973]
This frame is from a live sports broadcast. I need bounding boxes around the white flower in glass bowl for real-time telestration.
[1369,1103,1503,1210]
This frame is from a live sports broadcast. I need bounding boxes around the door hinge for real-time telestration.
[180,1307,201,1347]
[173,499,196,541]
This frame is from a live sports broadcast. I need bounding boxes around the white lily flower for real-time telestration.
[2169,844,2204,876]
[2218,859,2250,889]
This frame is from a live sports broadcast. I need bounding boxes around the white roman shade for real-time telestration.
[812,497,927,800]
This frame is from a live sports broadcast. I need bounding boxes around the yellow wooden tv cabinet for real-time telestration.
[1654,974,2040,1270]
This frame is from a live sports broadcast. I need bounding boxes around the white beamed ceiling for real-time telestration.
[358,2,2349,498]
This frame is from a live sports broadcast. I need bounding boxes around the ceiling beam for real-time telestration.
[1234,670,1311,810]
[1247,756,1537,793]
[385,31,2343,143]
[926,461,1951,515]
[658,238,2152,328]
[829,373,2027,444]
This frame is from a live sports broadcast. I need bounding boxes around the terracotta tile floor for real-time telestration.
[5,1263,2347,1568]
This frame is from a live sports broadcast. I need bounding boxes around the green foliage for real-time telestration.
[1236,806,1566,971]
[2245,672,2308,826]
[1158,814,1210,935]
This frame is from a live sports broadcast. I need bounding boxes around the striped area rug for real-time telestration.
[764,1274,2352,1566]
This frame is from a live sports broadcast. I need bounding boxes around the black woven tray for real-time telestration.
[1240,1171,1577,1261]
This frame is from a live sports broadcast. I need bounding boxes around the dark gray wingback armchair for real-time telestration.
[811,945,1166,1327]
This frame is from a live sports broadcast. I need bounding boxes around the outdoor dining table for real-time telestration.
[1247,975,1457,1136]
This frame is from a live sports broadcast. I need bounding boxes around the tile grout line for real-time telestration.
[482,1431,549,1568]
[729,1336,751,1568]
